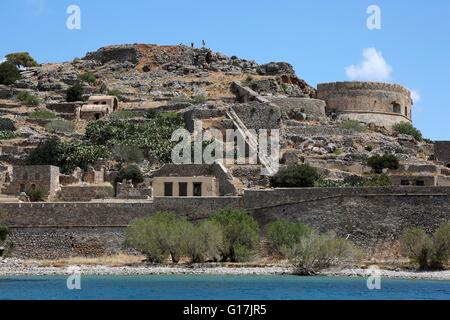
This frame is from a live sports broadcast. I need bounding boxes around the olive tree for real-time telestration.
[209,208,259,262]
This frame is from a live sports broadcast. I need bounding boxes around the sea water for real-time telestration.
[1,275,450,300]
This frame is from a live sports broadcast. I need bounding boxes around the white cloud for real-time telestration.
[410,89,421,104]
[345,48,392,82]
[0,57,5,64]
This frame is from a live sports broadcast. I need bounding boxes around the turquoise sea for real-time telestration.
[1,275,450,300]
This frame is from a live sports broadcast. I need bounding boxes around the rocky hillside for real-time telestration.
[0,44,445,191]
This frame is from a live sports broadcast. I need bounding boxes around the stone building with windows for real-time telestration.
[150,163,237,197]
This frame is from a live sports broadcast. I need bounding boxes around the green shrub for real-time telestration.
[209,208,259,262]
[109,110,135,120]
[430,224,450,269]
[184,221,223,263]
[115,165,144,184]
[85,114,184,163]
[364,174,392,187]
[26,138,109,174]
[367,154,399,174]
[400,224,450,270]
[66,83,84,102]
[17,91,40,106]
[393,122,423,141]
[58,141,109,174]
[26,187,45,202]
[107,89,124,99]
[288,231,359,275]
[0,130,17,140]
[26,137,61,168]
[0,61,21,85]
[265,220,358,274]
[271,164,320,188]
[78,72,97,85]
[365,145,374,152]
[400,227,433,270]
[126,212,192,263]
[191,94,207,104]
[45,120,75,134]
[333,148,343,156]
[265,220,313,256]
[0,224,8,244]
[30,109,56,120]
[5,52,38,68]
[338,120,367,132]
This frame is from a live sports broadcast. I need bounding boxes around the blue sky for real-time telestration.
[1,0,449,139]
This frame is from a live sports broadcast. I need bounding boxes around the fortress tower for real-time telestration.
[316,81,413,128]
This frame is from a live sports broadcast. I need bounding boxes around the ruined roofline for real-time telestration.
[317,81,411,98]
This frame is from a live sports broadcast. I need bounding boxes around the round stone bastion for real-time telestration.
[316,81,413,128]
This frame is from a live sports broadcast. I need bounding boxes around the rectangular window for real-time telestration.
[193,183,202,197]
[178,182,188,197]
[401,180,410,186]
[415,180,425,187]
[164,182,173,196]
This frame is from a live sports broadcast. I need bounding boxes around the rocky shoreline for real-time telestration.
[1,258,450,280]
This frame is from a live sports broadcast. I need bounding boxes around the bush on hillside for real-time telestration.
[26,138,109,174]
[209,208,259,262]
[115,165,144,184]
[66,82,84,102]
[78,72,97,85]
[393,122,423,141]
[367,154,399,174]
[30,109,56,120]
[26,187,45,202]
[45,119,75,134]
[0,61,21,85]
[5,52,38,68]
[85,114,184,163]
[338,120,367,132]
[0,130,17,140]
[17,91,40,106]
[271,164,320,188]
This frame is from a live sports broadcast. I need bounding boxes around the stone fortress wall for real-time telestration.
[316,81,413,127]
[1,187,449,258]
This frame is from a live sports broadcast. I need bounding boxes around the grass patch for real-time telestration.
[17,91,40,106]
[338,120,367,132]
[30,109,56,120]
[45,119,75,134]
[0,130,18,140]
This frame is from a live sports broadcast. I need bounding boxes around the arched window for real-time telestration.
[405,106,408,117]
